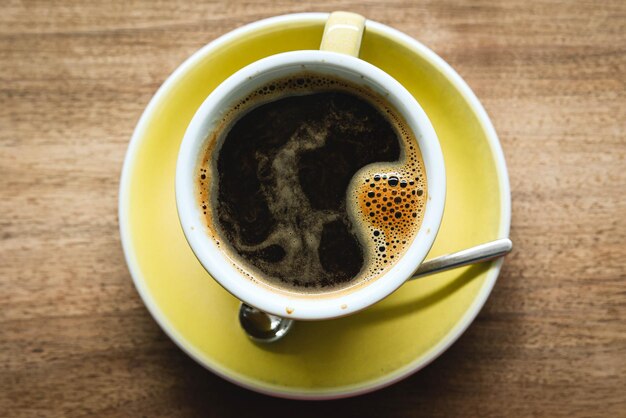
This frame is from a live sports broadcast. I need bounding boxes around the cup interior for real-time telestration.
[176,50,445,320]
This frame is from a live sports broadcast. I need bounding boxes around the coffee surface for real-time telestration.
[197,75,427,294]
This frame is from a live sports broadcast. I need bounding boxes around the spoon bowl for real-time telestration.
[239,303,295,343]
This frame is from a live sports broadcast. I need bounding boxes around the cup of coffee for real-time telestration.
[176,12,446,320]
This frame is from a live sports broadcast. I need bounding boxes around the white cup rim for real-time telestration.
[175,50,446,320]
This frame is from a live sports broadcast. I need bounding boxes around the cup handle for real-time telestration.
[319,11,366,57]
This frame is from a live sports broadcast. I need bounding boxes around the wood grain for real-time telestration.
[1,0,625,416]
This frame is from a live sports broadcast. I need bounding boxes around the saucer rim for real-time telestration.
[118,12,511,400]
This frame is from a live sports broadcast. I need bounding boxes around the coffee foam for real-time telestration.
[196,73,428,296]
[214,118,351,287]
[348,165,426,279]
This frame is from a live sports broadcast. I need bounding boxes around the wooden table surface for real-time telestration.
[2,1,625,416]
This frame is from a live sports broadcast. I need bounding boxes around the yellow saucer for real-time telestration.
[119,13,510,399]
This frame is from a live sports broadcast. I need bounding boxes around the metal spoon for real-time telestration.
[239,238,513,343]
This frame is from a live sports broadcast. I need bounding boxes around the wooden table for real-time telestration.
[2,1,624,416]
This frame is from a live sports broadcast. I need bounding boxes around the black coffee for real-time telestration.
[197,74,427,294]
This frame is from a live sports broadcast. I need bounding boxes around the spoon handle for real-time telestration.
[409,238,513,280]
